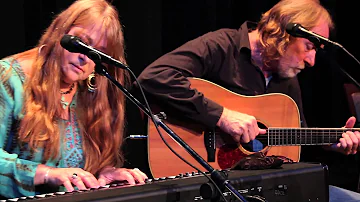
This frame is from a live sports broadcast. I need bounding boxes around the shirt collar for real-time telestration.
[238,21,258,51]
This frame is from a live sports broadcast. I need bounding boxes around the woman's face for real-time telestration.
[60,24,107,85]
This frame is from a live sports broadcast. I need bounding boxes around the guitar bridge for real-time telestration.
[204,130,216,162]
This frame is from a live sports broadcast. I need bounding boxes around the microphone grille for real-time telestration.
[285,23,303,37]
[60,34,82,53]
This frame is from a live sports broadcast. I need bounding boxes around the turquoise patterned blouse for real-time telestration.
[0,58,84,198]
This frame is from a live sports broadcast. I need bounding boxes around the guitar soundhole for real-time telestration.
[217,122,269,169]
[240,122,268,152]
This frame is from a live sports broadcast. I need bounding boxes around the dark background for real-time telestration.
[1,0,360,191]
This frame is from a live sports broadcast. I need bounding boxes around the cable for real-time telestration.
[126,69,232,202]
[338,44,360,66]
[321,42,360,90]
[244,195,268,202]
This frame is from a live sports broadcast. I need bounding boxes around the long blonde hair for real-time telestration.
[257,0,334,70]
[15,0,128,174]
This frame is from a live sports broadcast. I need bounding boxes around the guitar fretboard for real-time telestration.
[266,128,359,146]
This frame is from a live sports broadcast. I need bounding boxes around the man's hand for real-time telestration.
[216,107,267,143]
[325,116,360,155]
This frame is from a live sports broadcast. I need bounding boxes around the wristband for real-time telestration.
[44,167,52,184]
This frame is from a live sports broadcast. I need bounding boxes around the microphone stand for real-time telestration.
[90,53,247,202]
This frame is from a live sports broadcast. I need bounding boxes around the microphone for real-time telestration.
[60,34,129,69]
[285,23,341,48]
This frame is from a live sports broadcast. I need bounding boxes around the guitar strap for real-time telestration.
[204,130,216,162]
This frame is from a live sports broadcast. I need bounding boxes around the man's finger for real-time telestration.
[345,116,356,128]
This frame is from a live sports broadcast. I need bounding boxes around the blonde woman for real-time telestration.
[0,0,147,199]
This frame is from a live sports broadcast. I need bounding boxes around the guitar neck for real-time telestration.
[267,128,360,146]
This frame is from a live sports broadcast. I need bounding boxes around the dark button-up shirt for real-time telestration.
[136,21,307,128]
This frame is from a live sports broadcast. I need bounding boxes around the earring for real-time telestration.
[87,72,97,92]
[38,45,46,54]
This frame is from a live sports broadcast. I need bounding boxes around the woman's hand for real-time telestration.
[35,165,100,192]
[97,167,148,186]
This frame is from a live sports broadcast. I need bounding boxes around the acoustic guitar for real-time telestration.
[147,78,357,178]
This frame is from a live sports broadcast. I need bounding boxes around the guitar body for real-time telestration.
[147,78,302,178]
